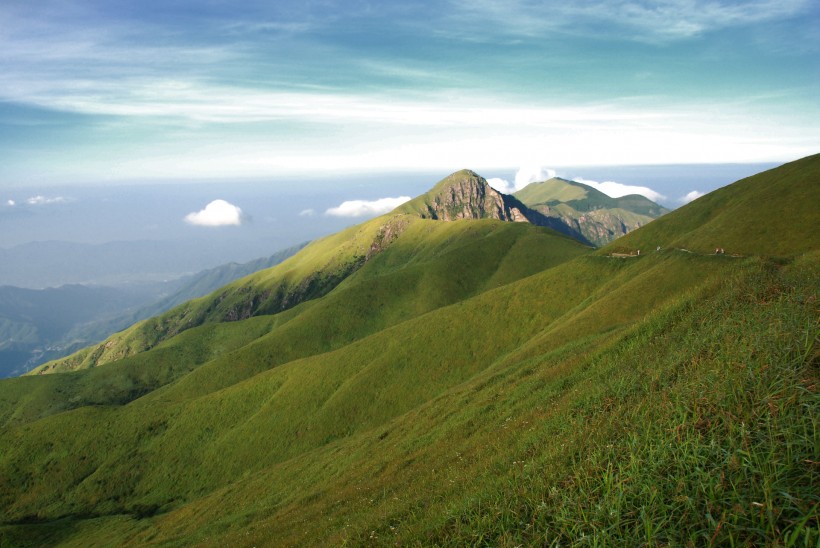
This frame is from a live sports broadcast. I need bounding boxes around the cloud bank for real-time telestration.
[574,177,666,202]
[325,196,411,218]
[184,199,244,226]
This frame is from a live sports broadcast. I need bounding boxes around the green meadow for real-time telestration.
[0,155,817,546]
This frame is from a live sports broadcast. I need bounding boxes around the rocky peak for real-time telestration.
[400,169,532,223]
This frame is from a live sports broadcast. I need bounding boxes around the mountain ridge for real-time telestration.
[514,176,669,246]
[0,156,817,546]
[398,169,595,243]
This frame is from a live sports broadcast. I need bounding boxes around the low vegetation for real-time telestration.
[0,156,817,545]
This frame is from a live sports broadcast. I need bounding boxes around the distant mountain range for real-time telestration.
[0,239,289,289]
[1,155,818,546]
[0,243,304,377]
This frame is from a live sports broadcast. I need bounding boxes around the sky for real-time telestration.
[1,0,818,189]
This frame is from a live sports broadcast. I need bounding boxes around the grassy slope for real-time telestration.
[0,220,587,426]
[605,153,820,256]
[514,177,597,205]
[0,157,817,546]
[514,178,667,246]
[29,215,418,374]
[514,177,668,217]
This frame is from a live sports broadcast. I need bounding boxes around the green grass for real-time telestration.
[0,157,817,546]
[513,177,591,204]
[605,153,820,257]
[3,250,807,547]
[514,178,668,246]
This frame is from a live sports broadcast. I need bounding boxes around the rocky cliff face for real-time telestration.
[409,170,532,222]
[398,170,593,245]
[529,204,648,248]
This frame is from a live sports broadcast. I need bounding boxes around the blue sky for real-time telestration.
[1,0,818,187]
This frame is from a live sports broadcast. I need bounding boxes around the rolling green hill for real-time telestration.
[514,176,670,246]
[0,157,817,546]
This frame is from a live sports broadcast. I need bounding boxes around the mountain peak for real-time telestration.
[398,169,531,223]
[513,176,669,246]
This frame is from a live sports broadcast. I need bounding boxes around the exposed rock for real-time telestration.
[406,170,532,223]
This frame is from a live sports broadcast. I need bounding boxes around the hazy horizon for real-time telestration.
[2,161,778,247]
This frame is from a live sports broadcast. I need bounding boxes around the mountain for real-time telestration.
[399,169,594,243]
[514,176,669,246]
[399,169,533,222]
[0,244,305,377]
[0,158,817,546]
[0,284,165,378]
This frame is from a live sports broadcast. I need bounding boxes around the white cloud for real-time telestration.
[325,196,411,217]
[487,177,515,194]
[26,195,66,205]
[680,190,705,204]
[298,208,316,217]
[6,199,15,206]
[514,166,556,190]
[574,177,666,202]
[184,199,244,226]
[489,166,557,194]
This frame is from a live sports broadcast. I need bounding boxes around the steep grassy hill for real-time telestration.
[0,158,817,546]
[515,177,669,246]
[605,153,820,256]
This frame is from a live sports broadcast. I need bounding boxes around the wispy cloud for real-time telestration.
[26,195,66,205]
[184,199,245,226]
[298,208,315,216]
[1,75,676,127]
[447,0,811,41]
[325,196,411,217]
[0,0,815,184]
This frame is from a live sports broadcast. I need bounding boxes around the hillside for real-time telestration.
[514,176,669,246]
[1,157,818,546]
[604,153,820,256]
